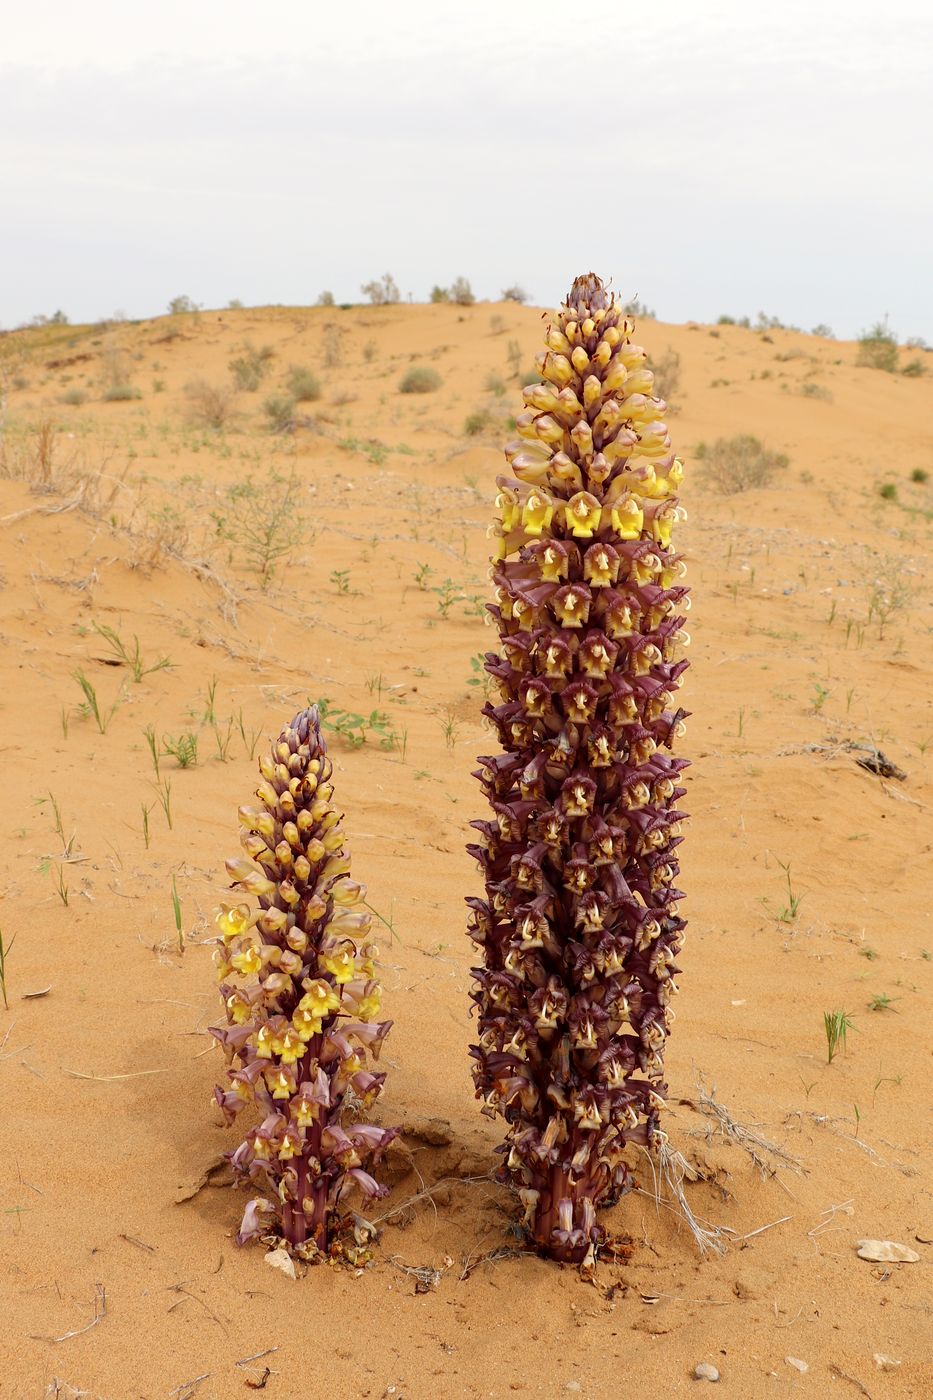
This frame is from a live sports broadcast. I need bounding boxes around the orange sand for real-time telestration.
[0,300,930,1398]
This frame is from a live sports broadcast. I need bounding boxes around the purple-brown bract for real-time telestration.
[210,706,396,1259]
[467,273,690,1265]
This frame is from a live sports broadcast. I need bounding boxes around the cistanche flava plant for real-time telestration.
[210,706,396,1259]
[467,273,690,1265]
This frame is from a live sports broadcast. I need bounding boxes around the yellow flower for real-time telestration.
[265,1065,296,1101]
[253,1022,276,1059]
[215,904,251,942]
[565,491,602,538]
[521,491,554,537]
[279,1027,306,1064]
[292,1094,317,1128]
[230,944,262,977]
[299,980,341,1020]
[225,991,251,1025]
[352,983,382,1022]
[610,496,644,539]
[278,1127,302,1160]
[293,1007,323,1042]
[320,943,357,985]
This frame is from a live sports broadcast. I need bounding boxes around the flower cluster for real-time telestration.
[467,273,689,1264]
[210,706,396,1258]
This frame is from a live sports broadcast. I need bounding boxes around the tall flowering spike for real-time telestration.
[210,706,396,1261]
[468,274,689,1265]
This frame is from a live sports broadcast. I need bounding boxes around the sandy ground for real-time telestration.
[0,298,931,1400]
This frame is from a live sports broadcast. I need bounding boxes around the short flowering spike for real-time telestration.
[469,274,689,1264]
[210,706,396,1260]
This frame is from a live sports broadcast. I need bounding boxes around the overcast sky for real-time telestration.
[2,0,930,339]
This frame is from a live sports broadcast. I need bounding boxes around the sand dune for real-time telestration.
[0,300,930,1398]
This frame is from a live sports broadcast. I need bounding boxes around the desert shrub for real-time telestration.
[901,358,926,378]
[361,273,400,305]
[464,410,491,436]
[186,379,236,428]
[910,467,928,483]
[811,323,834,338]
[168,295,199,315]
[227,298,244,310]
[285,365,322,401]
[212,470,311,587]
[449,277,475,306]
[878,482,897,500]
[717,314,736,325]
[316,290,336,307]
[362,340,376,362]
[60,387,87,406]
[857,320,899,372]
[399,366,441,394]
[647,348,681,402]
[696,434,789,493]
[103,383,141,402]
[229,342,273,391]
[263,395,296,432]
[430,285,450,303]
[623,298,655,318]
[501,285,528,303]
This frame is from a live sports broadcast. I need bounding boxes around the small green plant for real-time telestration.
[73,670,122,734]
[413,562,434,590]
[399,366,442,394]
[433,577,465,618]
[901,358,925,378]
[285,365,322,402]
[466,653,495,699]
[163,733,199,768]
[171,874,184,955]
[867,992,897,1012]
[485,372,507,397]
[858,945,879,961]
[771,858,803,923]
[61,387,87,406]
[365,672,387,699]
[0,927,15,1009]
[437,705,461,751]
[92,621,171,683]
[140,802,153,850]
[695,435,789,493]
[314,698,395,750]
[867,577,909,640]
[823,1009,855,1063]
[506,339,523,377]
[143,724,161,777]
[878,482,897,500]
[330,568,351,595]
[52,863,69,907]
[236,709,262,760]
[811,682,830,713]
[911,468,929,483]
[212,717,236,762]
[857,320,898,373]
[102,383,141,402]
[155,775,173,829]
[202,676,218,726]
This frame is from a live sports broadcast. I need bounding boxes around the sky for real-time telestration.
[1,0,931,339]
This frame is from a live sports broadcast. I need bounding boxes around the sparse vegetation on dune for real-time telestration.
[0,291,929,1394]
